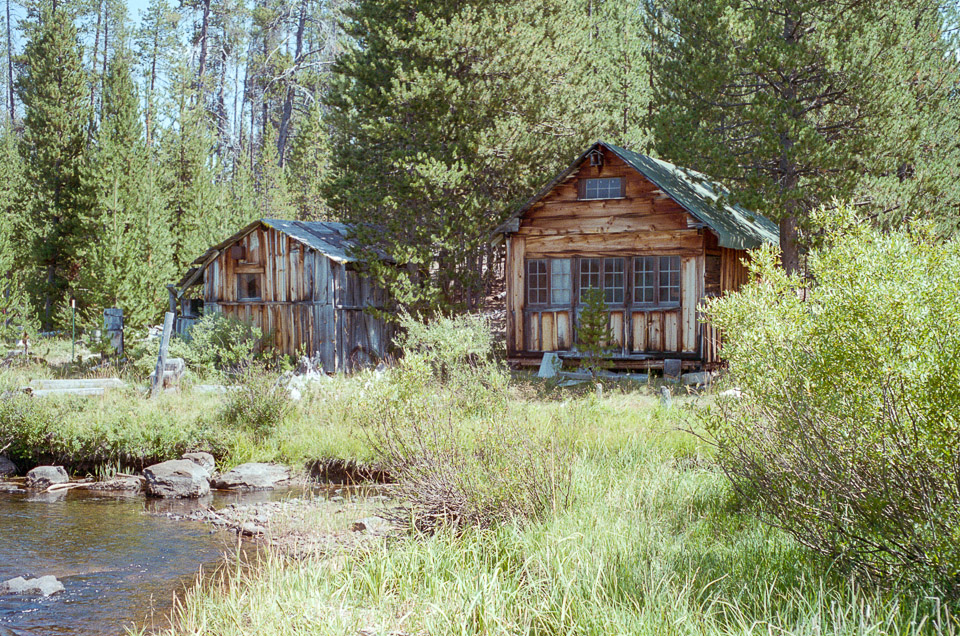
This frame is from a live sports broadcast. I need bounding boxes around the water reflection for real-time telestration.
[0,488,240,636]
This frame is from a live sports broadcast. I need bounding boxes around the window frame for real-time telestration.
[578,257,627,306]
[526,259,549,306]
[237,273,263,301]
[525,258,573,308]
[526,255,683,310]
[579,177,625,201]
[631,254,681,308]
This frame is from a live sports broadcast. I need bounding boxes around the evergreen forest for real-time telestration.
[0,0,958,332]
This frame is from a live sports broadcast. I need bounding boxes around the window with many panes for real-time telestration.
[526,258,572,306]
[580,177,623,200]
[527,259,548,305]
[633,256,655,304]
[527,256,681,308]
[659,256,681,303]
[631,255,680,306]
[578,257,625,304]
[578,258,601,301]
[550,259,571,304]
[604,258,624,303]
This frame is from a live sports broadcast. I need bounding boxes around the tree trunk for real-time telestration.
[779,215,800,275]
[277,0,308,166]
[778,11,802,276]
[197,0,211,88]
[90,0,102,110]
[6,0,14,122]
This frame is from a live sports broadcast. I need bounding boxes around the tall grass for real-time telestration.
[146,396,958,636]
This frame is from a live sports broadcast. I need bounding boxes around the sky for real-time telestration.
[125,0,151,25]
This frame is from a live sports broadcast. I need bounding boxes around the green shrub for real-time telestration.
[704,207,960,594]
[220,364,292,440]
[358,314,571,532]
[128,313,263,380]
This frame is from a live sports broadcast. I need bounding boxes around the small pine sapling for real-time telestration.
[577,287,613,380]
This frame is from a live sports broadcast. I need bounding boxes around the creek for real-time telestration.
[0,486,273,636]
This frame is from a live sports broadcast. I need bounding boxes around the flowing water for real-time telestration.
[0,486,265,636]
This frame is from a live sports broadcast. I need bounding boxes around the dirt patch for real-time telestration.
[308,458,393,485]
[158,489,401,557]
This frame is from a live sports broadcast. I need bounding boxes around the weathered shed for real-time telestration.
[173,218,393,372]
[497,141,779,370]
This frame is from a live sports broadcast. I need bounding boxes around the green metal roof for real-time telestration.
[500,141,779,251]
[603,142,778,250]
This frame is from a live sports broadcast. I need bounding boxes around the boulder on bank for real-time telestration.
[25,466,69,489]
[144,460,210,498]
[0,456,16,478]
[1,575,64,597]
[212,463,290,491]
[181,452,216,476]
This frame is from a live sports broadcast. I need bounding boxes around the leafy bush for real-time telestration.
[704,208,960,593]
[128,312,263,380]
[358,313,571,531]
[0,390,228,471]
[220,364,292,440]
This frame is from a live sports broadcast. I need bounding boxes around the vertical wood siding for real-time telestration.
[202,225,393,372]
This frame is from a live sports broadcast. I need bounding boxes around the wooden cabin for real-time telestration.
[497,141,779,370]
[172,219,393,372]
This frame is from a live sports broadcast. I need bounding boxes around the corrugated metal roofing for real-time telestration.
[178,219,372,292]
[498,141,779,250]
[260,218,359,262]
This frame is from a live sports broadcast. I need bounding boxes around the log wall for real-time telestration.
[506,147,749,368]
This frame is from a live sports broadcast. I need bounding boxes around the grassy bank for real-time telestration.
[149,393,950,636]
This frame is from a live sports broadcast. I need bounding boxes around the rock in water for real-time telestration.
[212,463,290,491]
[0,456,16,478]
[181,452,216,476]
[24,466,69,489]
[88,474,145,493]
[1,575,65,597]
[144,460,210,498]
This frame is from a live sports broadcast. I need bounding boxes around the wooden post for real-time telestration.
[151,311,174,397]
[103,308,124,356]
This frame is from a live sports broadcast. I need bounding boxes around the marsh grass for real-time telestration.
[145,406,957,636]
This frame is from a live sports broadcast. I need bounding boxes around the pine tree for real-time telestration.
[325,0,622,313]
[252,122,294,218]
[161,61,236,271]
[78,47,175,329]
[135,0,180,148]
[17,3,91,330]
[577,287,612,380]
[0,123,33,341]
[286,100,330,220]
[644,0,960,272]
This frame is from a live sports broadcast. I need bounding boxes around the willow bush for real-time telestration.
[704,208,960,594]
[355,313,572,532]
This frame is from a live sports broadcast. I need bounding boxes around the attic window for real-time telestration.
[580,177,623,200]
[237,273,262,301]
